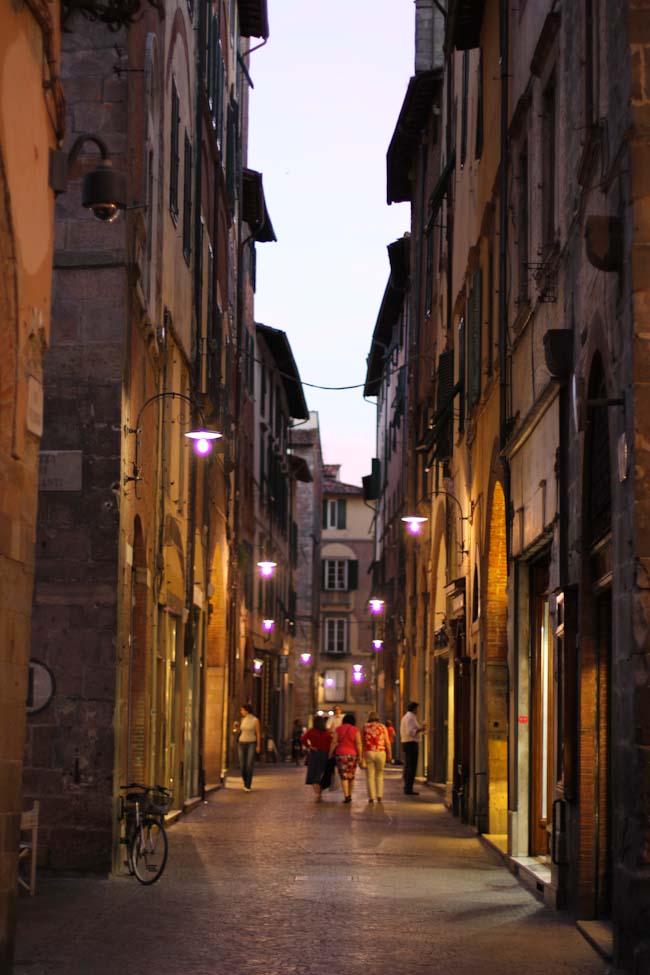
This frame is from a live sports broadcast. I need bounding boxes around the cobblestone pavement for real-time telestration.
[15,766,609,975]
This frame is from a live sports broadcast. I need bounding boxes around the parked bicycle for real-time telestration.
[119,783,172,885]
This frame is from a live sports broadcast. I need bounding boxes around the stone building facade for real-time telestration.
[21,0,275,878]
[386,0,650,970]
[289,413,324,726]
[0,0,64,966]
[317,465,374,720]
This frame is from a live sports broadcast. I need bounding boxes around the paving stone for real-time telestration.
[15,767,608,975]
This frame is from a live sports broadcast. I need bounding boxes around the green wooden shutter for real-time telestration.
[338,500,347,529]
[321,560,327,590]
[469,268,482,409]
[322,500,328,529]
[347,560,358,591]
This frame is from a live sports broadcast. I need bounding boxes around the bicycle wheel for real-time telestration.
[130,818,168,885]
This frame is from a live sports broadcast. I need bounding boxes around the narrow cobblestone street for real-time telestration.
[15,765,609,975]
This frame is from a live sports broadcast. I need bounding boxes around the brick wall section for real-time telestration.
[23,21,128,872]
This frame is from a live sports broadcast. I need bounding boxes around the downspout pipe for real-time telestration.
[188,0,208,795]
[498,0,511,551]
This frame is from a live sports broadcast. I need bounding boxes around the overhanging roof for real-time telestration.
[256,323,309,420]
[288,453,312,483]
[446,0,485,51]
[364,237,410,397]
[242,169,276,242]
[238,0,269,39]
[387,71,441,205]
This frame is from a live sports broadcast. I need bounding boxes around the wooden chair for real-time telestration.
[18,802,39,896]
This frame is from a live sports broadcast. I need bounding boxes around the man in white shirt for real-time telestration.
[400,702,427,795]
[326,705,344,732]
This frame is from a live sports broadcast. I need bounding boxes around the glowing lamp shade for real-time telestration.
[262,619,275,633]
[257,560,277,578]
[368,598,385,615]
[402,515,428,535]
[184,429,222,456]
[351,665,364,684]
[253,658,263,672]
[300,652,312,665]
[372,639,383,651]
[324,677,335,688]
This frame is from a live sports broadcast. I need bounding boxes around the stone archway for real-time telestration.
[485,481,508,835]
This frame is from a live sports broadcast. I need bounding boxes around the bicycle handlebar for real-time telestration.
[119,783,171,795]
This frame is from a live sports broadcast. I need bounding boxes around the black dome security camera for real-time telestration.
[82,159,127,223]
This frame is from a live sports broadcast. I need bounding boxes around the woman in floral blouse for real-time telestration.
[362,711,392,803]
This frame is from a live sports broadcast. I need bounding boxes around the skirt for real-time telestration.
[336,754,358,781]
[305,749,329,785]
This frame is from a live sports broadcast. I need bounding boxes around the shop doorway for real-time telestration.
[529,561,553,856]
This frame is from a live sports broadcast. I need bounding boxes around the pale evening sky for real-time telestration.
[248,1,414,487]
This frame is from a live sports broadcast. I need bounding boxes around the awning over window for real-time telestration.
[242,169,276,242]
[387,71,442,205]
[238,0,269,39]
[446,0,485,52]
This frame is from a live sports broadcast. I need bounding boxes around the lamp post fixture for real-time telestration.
[257,560,277,578]
[369,598,385,615]
[262,618,275,634]
[49,133,128,223]
[124,392,221,490]
[401,515,428,535]
[352,664,364,684]
[372,639,383,651]
[402,490,471,555]
[300,652,312,665]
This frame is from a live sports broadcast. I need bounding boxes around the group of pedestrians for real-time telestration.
[232,700,427,800]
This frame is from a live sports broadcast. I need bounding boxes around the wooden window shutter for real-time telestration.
[170,79,180,216]
[337,500,346,529]
[347,560,358,591]
[469,268,482,409]
[322,500,328,529]
[182,132,192,264]
[321,560,327,590]
[435,349,454,461]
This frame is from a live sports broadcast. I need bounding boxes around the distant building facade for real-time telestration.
[317,465,374,721]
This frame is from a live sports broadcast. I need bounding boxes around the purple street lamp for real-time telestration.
[324,676,335,688]
[372,639,383,651]
[262,619,275,634]
[369,598,385,615]
[257,560,277,578]
[253,658,263,673]
[184,429,222,456]
[402,515,428,535]
[352,664,364,684]
[300,652,312,665]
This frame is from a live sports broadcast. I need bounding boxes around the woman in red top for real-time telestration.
[301,716,332,802]
[362,712,392,803]
[328,713,364,803]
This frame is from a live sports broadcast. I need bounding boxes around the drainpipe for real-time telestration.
[498,0,510,513]
[183,0,208,801]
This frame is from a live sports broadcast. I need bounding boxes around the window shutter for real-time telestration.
[322,500,328,529]
[348,560,358,591]
[458,317,466,433]
[321,560,327,590]
[170,79,180,216]
[182,132,192,264]
[469,269,482,409]
[435,349,454,461]
[338,500,346,529]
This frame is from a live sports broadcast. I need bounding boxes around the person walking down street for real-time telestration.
[301,716,332,802]
[362,711,392,803]
[326,704,344,732]
[233,704,261,791]
[400,702,427,795]
[385,719,397,763]
[329,713,364,804]
[291,718,305,765]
